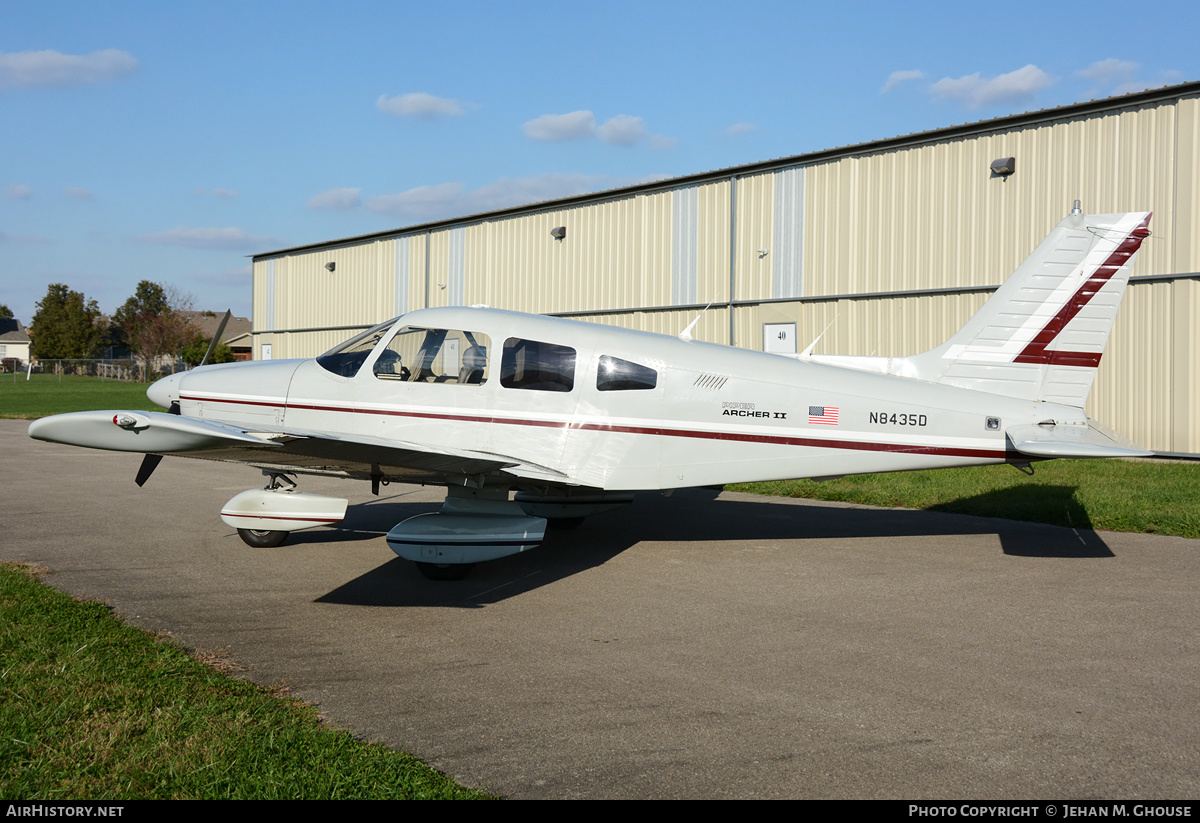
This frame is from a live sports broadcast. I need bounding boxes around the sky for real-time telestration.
[2,0,1197,325]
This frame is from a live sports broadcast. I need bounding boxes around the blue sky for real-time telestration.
[2,0,1196,325]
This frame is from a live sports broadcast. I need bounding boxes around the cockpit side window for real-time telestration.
[315,318,398,378]
[500,338,576,392]
[373,327,490,385]
[596,355,657,391]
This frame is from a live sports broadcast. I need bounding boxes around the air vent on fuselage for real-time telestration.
[693,374,729,390]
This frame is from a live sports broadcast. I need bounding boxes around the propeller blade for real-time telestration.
[199,310,232,366]
[135,453,163,487]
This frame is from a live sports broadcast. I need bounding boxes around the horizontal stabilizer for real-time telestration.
[1006,422,1152,459]
[28,410,282,454]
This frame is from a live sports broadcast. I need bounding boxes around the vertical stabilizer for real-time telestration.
[901,209,1151,406]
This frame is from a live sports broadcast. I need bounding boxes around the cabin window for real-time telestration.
[596,355,657,392]
[316,318,398,377]
[500,338,575,392]
[374,327,490,385]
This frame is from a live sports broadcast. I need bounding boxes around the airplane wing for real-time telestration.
[28,410,569,484]
[1006,421,1153,460]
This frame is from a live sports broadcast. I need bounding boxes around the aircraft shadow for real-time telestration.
[924,484,1110,558]
[315,485,1113,608]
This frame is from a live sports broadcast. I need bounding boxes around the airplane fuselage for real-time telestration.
[163,307,1076,492]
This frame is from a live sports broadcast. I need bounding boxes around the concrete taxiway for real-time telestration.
[4,418,1199,798]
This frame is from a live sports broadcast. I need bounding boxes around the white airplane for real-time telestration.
[29,204,1153,579]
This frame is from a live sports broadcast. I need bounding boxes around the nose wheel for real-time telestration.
[237,528,288,548]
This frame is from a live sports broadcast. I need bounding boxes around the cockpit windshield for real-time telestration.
[374,327,491,385]
[315,317,399,377]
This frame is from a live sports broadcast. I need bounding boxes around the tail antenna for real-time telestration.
[678,300,715,342]
[799,315,839,357]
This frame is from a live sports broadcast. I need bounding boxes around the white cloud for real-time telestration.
[596,114,647,146]
[930,64,1054,110]
[65,187,94,200]
[308,187,362,210]
[1112,81,1152,96]
[523,110,597,141]
[0,49,138,91]
[138,227,273,251]
[649,134,679,150]
[1077,58,1139,83]
[5,184,33,199]
[524,111,656,146]
[881,69,924,93]
[721,122,758,136]
[376,92,465,120]
[1076,59,1158,97]
[366,173,646,223]
[367,182,463,219]
[193,186,238,199]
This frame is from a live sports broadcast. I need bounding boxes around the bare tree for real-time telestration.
[116,281,199,380]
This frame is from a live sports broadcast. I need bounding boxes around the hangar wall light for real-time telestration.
[550,226,566,241]
[325,262,336,272]
[990,157,1016,178]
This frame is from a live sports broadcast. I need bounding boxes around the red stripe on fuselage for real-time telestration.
[181,394,1005,460]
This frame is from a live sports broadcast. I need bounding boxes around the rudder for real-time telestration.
[905,205,1151,406]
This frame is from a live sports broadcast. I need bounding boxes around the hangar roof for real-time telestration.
[253,80,1200,260]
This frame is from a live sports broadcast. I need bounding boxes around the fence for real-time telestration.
[5,358,187,382]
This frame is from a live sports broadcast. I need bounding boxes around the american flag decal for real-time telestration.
[809,406,839,425]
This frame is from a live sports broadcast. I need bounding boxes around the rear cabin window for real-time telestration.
[500,338,576,392]
[373,327,490,385]
[596,355,657,391]
[316,318,398,377]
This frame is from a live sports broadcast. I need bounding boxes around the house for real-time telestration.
[0,319,31,371]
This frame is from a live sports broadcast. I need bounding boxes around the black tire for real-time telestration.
[415,562,475,581]
[237,528,288,548]
[547,516,586,530]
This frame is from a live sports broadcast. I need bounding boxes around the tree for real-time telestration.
[0,304,12,319]
[180,335,235,366]
[114,281,198,379]
[112,281,171,348]
[29,284,106,359]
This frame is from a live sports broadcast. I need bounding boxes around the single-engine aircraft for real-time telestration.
[30,205,1153,579]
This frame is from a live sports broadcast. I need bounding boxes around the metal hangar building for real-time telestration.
[251,81,1200,456]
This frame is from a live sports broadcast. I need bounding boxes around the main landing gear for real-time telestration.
[386,486,547,580]
[388,488,637,580]
[221,472,348,549]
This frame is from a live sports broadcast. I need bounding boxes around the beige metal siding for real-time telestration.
[733,172,776,302]
[583,307,730,342]
[1173,96,1200,275]
[733,291,990,357]
[254,239,398,334]
[1088,277,1200,453]
[1089,280,1175,450]
[803,100,1182,302]
[462,191,675,314]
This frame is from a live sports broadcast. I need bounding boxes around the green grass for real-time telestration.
[0,374,159,419]
[0,563,496,800]
[730,458,1200,538]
